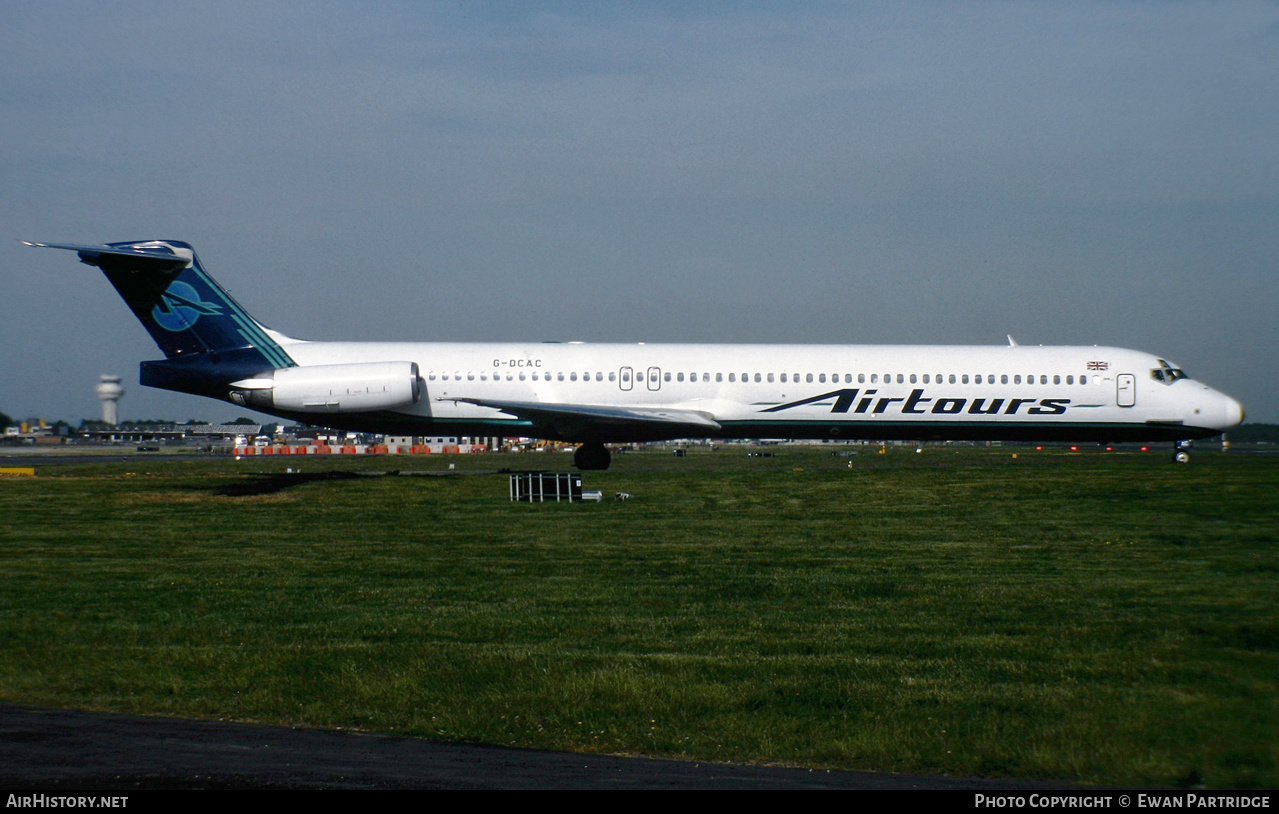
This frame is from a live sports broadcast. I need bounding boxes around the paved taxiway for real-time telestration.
[0,704,1072,790]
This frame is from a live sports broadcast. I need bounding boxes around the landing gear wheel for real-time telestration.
[574,443,612,471]
[1173,441,1192,464]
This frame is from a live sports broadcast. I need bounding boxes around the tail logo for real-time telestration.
[151,281,223,332]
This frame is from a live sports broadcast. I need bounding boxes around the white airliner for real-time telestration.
[27,240,1244,468]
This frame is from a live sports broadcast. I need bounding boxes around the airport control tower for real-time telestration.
[96,375,124,426]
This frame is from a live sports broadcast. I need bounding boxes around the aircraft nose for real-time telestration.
[1224,395,1245,429]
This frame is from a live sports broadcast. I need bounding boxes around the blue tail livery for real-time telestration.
[25,240,295,400]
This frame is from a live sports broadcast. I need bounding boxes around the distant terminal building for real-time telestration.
[80,424,261,444]
[385,436,505,449]
[3,418,66,446]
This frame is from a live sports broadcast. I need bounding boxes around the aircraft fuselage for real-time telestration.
[260,339,1243,444]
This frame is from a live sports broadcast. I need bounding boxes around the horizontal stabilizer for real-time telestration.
[22,241,192,272]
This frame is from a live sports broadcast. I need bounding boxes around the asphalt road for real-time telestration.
[0,704,1069,790]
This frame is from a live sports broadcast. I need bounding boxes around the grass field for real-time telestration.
[1,445,1275,787]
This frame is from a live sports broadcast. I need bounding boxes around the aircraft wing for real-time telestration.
[447,397,721,442]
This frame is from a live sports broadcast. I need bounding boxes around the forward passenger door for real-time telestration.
[1117,373,1136,407]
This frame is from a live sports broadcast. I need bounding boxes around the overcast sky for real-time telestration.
[2,1,1276,425]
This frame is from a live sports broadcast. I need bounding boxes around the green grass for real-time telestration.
[1,446,1276,787]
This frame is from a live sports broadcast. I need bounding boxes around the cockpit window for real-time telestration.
[1151,359,1188,385]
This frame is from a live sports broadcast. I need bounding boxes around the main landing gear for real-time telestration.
[574,443,612,471]
[1172,440,1192,464]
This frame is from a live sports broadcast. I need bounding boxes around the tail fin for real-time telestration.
[25,240,295,370]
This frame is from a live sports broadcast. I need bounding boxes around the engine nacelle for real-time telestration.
[230,361,421,413]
